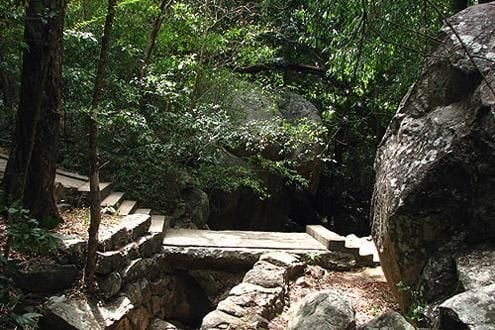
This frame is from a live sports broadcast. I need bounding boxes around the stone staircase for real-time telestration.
[60,176,382,270]
[306,225,380,267]
[69,176,380,268]
[1,152,380,268]
[75,180,168,232]
[50,213,177,329]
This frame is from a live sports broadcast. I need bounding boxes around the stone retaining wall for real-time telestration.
[201,252,305,330]
[42,214,201,329]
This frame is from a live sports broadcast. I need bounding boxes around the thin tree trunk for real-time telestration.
[0,50,16,112]
[3,0,66,234]
[84,0,118,293]
[136,0,172,129]
[139,0,173,80]
[189,23,210,112]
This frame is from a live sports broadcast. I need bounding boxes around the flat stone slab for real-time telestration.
[161,246,355,272]
[0,153,88,189]
[306,225,345,250]
[163,229,326,251]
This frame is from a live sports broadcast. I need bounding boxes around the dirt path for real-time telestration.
[269,265,399,329]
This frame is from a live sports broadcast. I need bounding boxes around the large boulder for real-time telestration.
[287,290,355,330]
[209,89,324,231]
[371,4,495,310]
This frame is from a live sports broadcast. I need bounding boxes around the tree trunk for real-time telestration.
[3,0,66,226]
[84,0,118,293]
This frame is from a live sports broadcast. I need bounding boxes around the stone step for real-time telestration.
[101,191,125,208]
[345,234,380,266]
[306,225,346,251]
[78,181,113,200]
[134,208,151,215]
[358,239,380,266]
[98,214,152,252]
[150,215,168,234]
[344,234,362,256]
[117,200,137,216]
[95,232,163,276]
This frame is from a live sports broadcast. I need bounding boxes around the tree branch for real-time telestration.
[231,59,349,89]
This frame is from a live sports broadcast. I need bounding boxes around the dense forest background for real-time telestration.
[0,0,474,234]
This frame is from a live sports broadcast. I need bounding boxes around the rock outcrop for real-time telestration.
[209,89,324,231]
[371,3,495,310]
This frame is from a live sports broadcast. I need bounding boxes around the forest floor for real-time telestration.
[269,265,400,329]
[0,209,120,261]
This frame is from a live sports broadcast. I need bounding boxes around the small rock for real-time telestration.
[98,271,122,300]
[149,276,175,296]
[126,281,144,306]
[287,290,355,330]
[96,250,127,275]
[259,252,305,279]
[217,299,247,318]
[122,257,159,284]
[128,306,150,330]
[227,283,284,319]
[243,261,286,288]
[57,203,72,212]
[295,277,309,287]
[149,318,178,330]
[361,310,414,330]
[201,310,245,329]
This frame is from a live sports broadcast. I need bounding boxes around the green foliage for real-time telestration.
[195,164,268,198]
[0,256,42,329]
[303,252,322,264]
[5,204,58,256]
[397,280,429,325]
[0,0,469,221]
